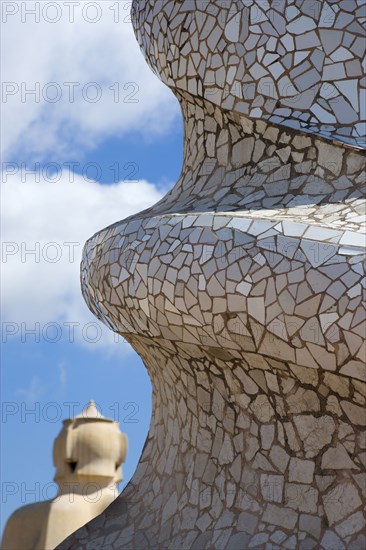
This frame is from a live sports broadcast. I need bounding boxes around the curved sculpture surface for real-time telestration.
[60,1,365,549]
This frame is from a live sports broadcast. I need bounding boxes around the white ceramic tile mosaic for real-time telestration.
[58,1,366,549]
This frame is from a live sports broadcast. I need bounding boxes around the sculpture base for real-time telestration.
[58,337,365,550]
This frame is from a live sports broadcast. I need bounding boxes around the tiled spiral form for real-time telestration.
[59,1,366,549]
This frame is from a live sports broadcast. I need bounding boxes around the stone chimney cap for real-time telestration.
[64,400,114,424]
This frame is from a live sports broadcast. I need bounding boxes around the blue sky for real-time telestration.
[1,1,183,534]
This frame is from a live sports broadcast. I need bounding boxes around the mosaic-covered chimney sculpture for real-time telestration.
[2,401,127,550]
[60,1,365,549]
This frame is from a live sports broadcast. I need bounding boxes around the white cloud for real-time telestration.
[58,361,67,386]
[1,172,165,351]
[2,1,179,159]
[16,375,47,404]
